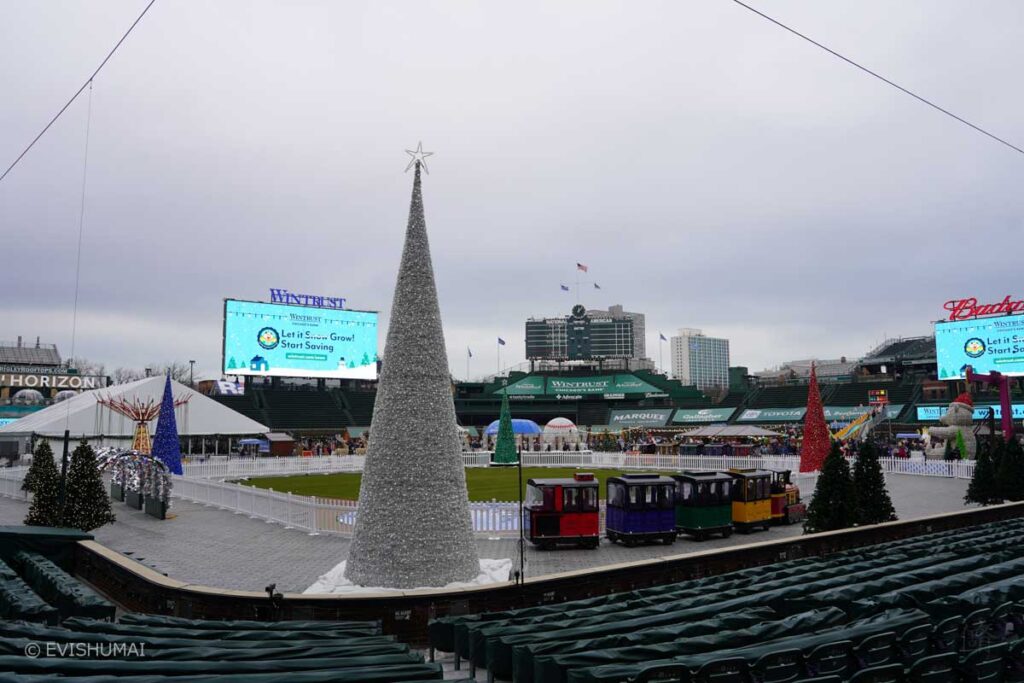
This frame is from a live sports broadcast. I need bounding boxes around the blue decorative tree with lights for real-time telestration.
[151,375,184,475]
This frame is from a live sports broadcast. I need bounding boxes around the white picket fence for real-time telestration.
[171,475,525,537]
[180,455,365,480]
[0,472,28,502]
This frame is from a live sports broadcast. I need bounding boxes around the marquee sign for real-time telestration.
[0,373,107,390]
[944,296,1024,321]
[269,288,347,310]
[608,409,673,427]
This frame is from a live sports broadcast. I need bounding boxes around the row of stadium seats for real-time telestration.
[746,384,828,409]
[0,551,114,625]
[429,517,1024,683]
[0,614,465,681]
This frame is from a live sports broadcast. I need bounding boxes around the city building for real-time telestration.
[670,328,730,390]
[585,305,646,361]
[524,303,653,370]
[0,337,110,430]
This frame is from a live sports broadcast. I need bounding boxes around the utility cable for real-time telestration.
[730,0,1024,157]
[0,0,157,184]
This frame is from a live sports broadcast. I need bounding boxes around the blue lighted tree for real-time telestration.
[151,375,184,475]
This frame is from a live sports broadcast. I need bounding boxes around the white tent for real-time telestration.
[0,376,268,454]
[543,417,580,444]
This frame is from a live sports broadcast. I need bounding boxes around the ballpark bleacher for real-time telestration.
[430,517,1024,683]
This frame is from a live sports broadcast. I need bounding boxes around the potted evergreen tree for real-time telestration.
[60,441,116,532]
[23,441,61,527]
[965,437,1003,506]
[853,441,897,525]
[804,443,857,534]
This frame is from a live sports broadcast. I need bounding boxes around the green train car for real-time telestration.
[672,471,735,540]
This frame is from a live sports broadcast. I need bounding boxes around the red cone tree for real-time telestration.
[799,364,830,472]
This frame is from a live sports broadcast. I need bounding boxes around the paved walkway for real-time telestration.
[0,474,970,593]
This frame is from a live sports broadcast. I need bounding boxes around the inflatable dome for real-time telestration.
[543,417,580,444]
[54,390,79,403]
[12,389,45,406]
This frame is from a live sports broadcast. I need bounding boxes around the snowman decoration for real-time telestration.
[927,392,976,459]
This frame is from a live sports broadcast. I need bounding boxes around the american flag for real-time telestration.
[497,337,506,346]
[467,347,473,358]
[560,284,570,291]
[594,283,601,290]
[659,333,667,341]
[576,262,588,272]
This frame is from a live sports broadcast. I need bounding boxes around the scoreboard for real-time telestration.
[525,304,634,361]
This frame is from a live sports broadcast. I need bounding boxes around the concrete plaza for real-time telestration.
[0,474,970,592]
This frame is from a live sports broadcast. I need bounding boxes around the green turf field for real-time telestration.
[240,467,676,502]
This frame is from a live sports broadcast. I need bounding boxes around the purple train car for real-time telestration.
[605,473,677,546]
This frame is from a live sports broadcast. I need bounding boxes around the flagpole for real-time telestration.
[497,341,501,378]
[659,338,664,375]
[467,350,470,382]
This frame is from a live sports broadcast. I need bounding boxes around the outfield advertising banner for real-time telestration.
[500,376,546,395]
[736,407,806,422]
[935,315,1024,379]
[916,404,1024,422]
[672,407,737,423]
[824,405,904,421]
[223,299,378,379]
[608,408,674,427]
[498,374,663,397]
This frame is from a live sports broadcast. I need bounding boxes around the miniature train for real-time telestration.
[523,469,804,549]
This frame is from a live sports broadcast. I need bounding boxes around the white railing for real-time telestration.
[461,450,595,467]
[171,475,525,537]
[0,473,28,501]
[181,455,365,480]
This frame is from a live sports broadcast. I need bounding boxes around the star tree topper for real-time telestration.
[405,141,433,174]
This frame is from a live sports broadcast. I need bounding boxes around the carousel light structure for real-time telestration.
[96,391,191,455]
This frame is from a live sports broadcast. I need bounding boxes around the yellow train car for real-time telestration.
[729,468,772,533]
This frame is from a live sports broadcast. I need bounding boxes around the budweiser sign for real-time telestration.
[944,296,1024,321]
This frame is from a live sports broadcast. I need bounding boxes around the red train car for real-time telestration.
[769,469,806,525]
[524,473,600,549]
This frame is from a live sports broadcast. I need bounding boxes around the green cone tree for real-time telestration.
[21,440,54,494]
[23,441,61,527]
[804,443,857,534]
[60,441,115,532]
[966,437,1004,505]
[997,436,1024,503]
[853,441,897,525]
[492,383,518,464]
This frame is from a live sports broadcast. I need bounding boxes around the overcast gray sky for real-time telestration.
[2,0,1021,380]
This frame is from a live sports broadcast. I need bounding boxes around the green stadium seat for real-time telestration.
[962,608,994,652]
[848,663,904,683]
[634,664,692,682]
[958,642,1009,683]
[855,632,898,669]
[804,641,853,679]
[749,648,803,682]
[929,617,962,653]
[693,658,749,683]
[898,625,932,665]
[1005,640,1024,682]
[906,653,958,682]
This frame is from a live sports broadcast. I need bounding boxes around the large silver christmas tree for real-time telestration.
[345,151,479,587]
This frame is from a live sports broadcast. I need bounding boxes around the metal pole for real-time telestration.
[189,360,195,387]
[57,429,70,519]
[517,444,525,585]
